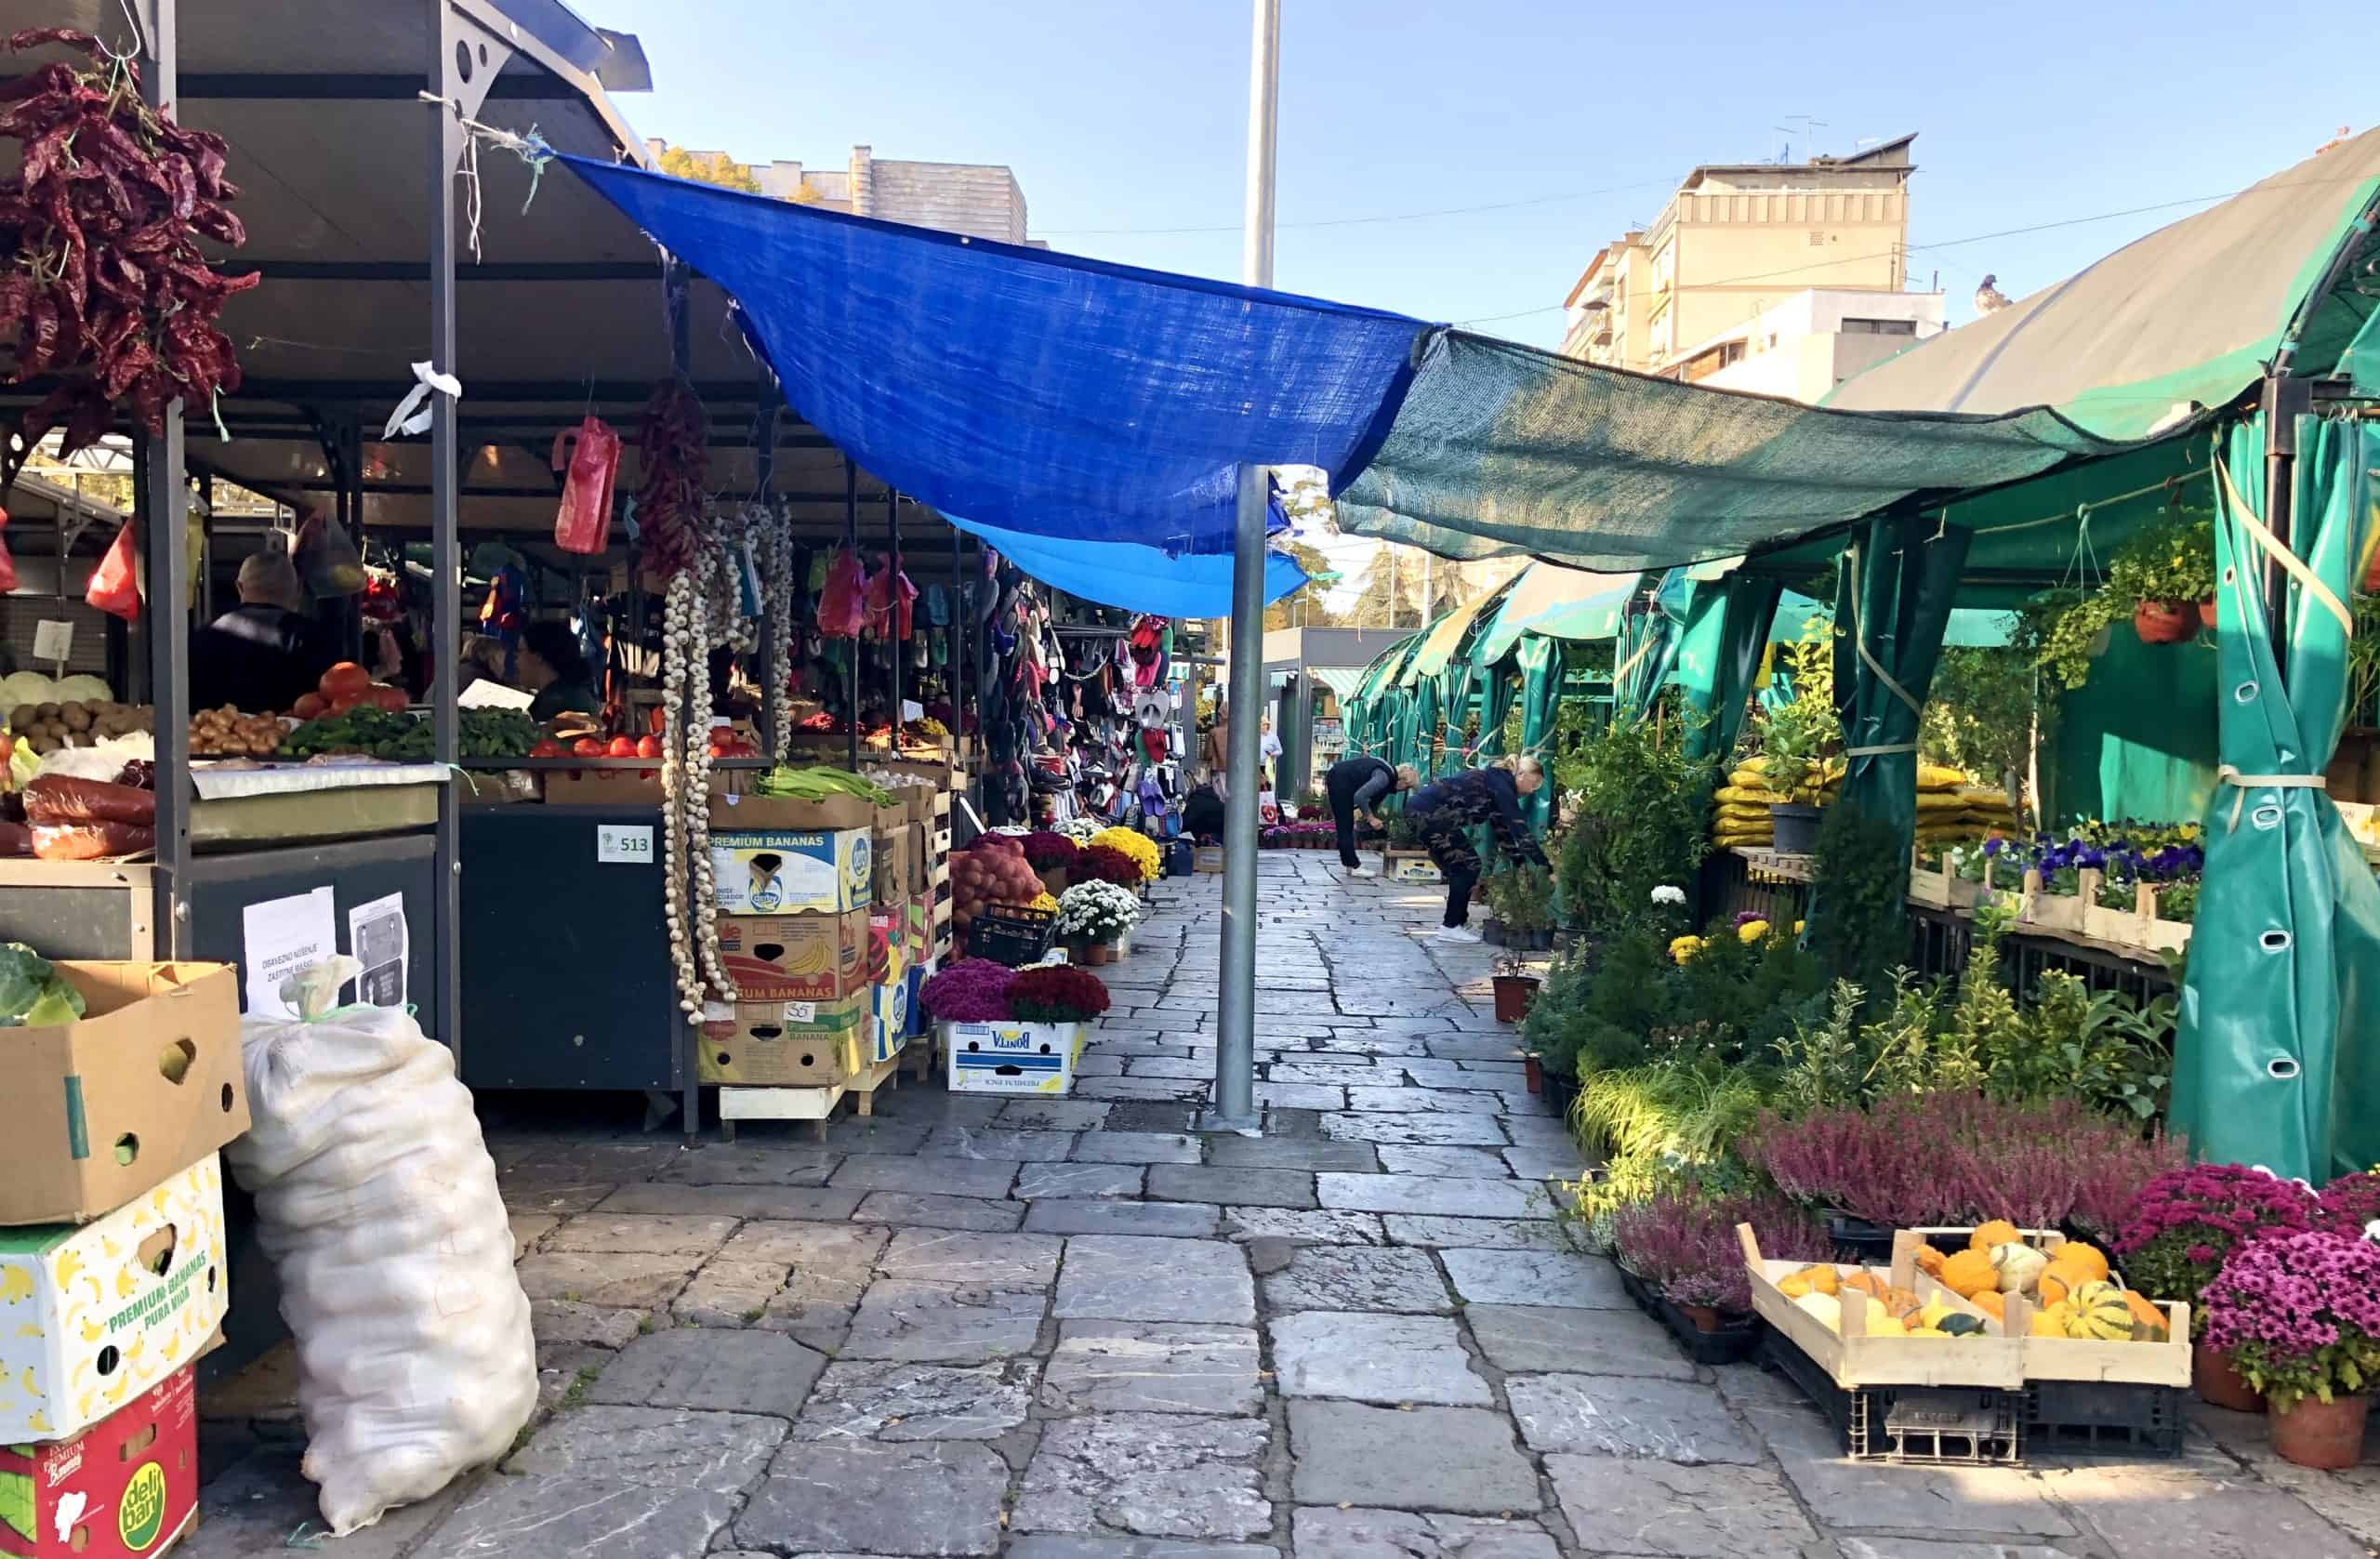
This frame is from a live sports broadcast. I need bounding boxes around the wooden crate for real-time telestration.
[1898,1227,2189,1387]
[1737,1226,2024,1390]
[718,1050,906,1143]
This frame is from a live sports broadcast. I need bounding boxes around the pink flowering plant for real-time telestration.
[2201,1229,2380,1410]
[919,958,1018,1023]
[2113,1163,2318,1328]
[1611,1187,1831,1314]
[2314,1169,2380,1237]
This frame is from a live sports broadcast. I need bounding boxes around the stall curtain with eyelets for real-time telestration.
[1827,513,1975,864]
[1514,635,1567,833]
[1682,574,1786,763]
[2171,414,2380,1180]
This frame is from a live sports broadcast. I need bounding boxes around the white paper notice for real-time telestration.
[349,892,409,1008]
[457,678,536,710]
[32,619,73,663]
[901,699,924,723]
[242,887,337,1017]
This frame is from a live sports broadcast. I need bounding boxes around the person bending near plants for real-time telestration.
[1406,756,1548,942]
[1324,754,1420,876]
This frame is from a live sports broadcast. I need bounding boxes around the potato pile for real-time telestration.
[187,706,286,758]
[7,699,154,755]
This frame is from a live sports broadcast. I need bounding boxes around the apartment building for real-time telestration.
[646,140,1032,244]
[1559,134,1939,401]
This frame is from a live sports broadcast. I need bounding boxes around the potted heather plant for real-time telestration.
[1055,879,1141,965]
[1005,963,1112,1025]
[2202,1229,2380,1467]
[1610,1186,1829,1353]
[2114,1162,2320,1410]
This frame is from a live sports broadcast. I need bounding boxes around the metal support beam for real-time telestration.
[137,0,190,960]
[952,513,967,816]
[2258,374,2311,680]
[845,457,861,774]
[1208,0,1279,1135]
[887,491,902,742]
[235,260,666,282]
[175,70,573,100]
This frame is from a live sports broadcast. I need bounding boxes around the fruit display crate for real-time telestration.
[969,905,1057,967]
[1737,1227,2022,1391]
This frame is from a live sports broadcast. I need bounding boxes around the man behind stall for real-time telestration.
[190,548,331,713]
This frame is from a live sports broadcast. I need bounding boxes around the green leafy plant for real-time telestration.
[2106,511,2216,609]
[1920,645,2038,797]
[1749,622,1838,803]
[1553,715,1714,935]
[2017,585,2120,692]
[1805,802,1909,1005]
[1485,862,1554,932]
[0,944,85,1027]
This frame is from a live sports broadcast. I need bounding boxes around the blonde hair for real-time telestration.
[1507,755,1546,785]
[1394,763,1421,790]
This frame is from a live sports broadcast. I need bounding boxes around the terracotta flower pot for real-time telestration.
[1678,1303,1724,1335]
[1068,939,1114,967]
[2194,1341,2264,1412]
[1491,973,1540,1024]
[2198,598,2217,629]
[2134,601,2197,644]
[1523,1053,1544,1095]
[2268,1393,2370,1472]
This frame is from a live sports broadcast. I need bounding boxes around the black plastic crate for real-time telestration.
[1618,1266,1765,1366]
[1759,1328,2025,1464]
[2023,1381,2187,1458]
[969,905,1057,967]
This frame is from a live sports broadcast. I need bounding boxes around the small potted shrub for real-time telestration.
[2202,1229,2380,1467]
[1056,879,1141,966]
[2115,1162,2319,1410]
[1022,830,1080,896]
[1750,625,1836,855]
[1485,863,1555,951]
[1490,951,1540,1024]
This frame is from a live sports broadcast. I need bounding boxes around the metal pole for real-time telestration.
[137,0,189,958]
[754,374,781,760]
[844,457,861,773]
[887,490,902,746]
[1210,0,1280,1133]
[427,0,465,1054]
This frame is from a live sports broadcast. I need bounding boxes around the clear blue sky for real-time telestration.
[577,2,2360,350]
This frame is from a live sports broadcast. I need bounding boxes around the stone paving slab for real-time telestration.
[1039,1321,1264,1417]
[831,1154,1022,1197]
[841,1278,1050,1363]
[850,1191,1027,1231]
[1202,1134,1382,1171]
[1316,1112,1510,1146]
[1270,1312,1489,1405]
[1466,1302,1694,1376]
[1506,1372,1760,1462]
[543,1213,739,1256]
[514,1249,694,1310]
[1545,1456,1818,1558]
[503,1404,785,1490]
[585,1328,827,1418]
[1055,1235,1255,1324]
[595,1182,866,1221]
[1068,1130,1204,1164]
[1147,1163,1318,1209]
[1025,1197,1222,1237]
[876,1228,1064,1286]
[1016,1161,1147,1198]
[1290,1507,1561,1559]
[1288,1401,1540,1513]
[416,1474,739,1559]
[737,1440,1010,1556]
[792,1359,1037,1440]
[1316,1172,1541,1218]
[1439,1246,1627,1306]
[650,1143,840,1185]
[1012,1412,1272,1540]
[1260,1244,1451,1314]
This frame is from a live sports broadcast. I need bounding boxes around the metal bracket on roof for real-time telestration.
[434,1,522,178]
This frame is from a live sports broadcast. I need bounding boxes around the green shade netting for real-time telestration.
[2172,414,2380,1182]
[1768,588,2014,648]
[1830,514,1973,857]
[1479,664,1517,761]
[1475,565,1641,658]
[1335,330,2130,572]
[2039,623,2221,827]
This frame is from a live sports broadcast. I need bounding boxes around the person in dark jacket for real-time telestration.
[189,548,330,713]
[1405,756,1548,940]
[1325,754,1419,875]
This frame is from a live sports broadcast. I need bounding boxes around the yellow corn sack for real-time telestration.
[1715,785,1787,806]
[1917,762,1967,791]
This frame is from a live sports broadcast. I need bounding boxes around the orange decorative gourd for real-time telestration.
[1969,1219,2021,1252]
[1969,1290,2007,1323]
[1939,1249,1997,1299]
[2057,1240,2111,1284]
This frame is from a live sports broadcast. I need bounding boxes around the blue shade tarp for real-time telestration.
[946,516,1308,618]
[562,155,1426,552]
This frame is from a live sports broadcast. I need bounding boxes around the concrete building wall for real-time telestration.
[645,139,1026,242]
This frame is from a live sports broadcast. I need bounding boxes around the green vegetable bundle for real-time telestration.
[459,708,539,759]
[751,765,895,805]
[280,707,433,760]
[0,943,86,1027]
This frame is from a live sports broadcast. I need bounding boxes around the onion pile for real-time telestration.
[950,834,1046,932]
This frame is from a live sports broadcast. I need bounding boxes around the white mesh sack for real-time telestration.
[224,958,535,1534]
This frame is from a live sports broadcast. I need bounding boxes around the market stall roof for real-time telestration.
[562,155,1427,555]
[942,516,1308,618]
[1767,588,2014,648]
[1330,330,2135,572]
[1310,667,1367,702]
[1472,562,1640,662]
[1826,131,2380,437]
[1399,585,1502,685]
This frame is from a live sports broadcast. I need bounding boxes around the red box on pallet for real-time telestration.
[0,1365,197,1558]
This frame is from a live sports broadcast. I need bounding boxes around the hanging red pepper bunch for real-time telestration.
[636,379,707,577]
[0,29,260,456]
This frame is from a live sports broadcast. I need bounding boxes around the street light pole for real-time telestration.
[1210,0,1280,1134]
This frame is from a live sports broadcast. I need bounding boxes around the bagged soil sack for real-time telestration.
[224,958,535,1534]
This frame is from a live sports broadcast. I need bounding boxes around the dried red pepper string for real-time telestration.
[637,380,708,579]
[1,28,258,458]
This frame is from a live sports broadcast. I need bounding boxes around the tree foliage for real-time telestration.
[659,146,762,194]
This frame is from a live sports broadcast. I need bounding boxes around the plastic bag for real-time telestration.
[549,416,622,556]
[85,522,139,620]
[0,508,15,593]
[225,958,535,1535]
[31,820,152,859]
[23,773,156,826]
[294,510,365,597]
[819,548,866,639]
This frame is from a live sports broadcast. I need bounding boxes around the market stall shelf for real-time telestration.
[717,1046,909,1143]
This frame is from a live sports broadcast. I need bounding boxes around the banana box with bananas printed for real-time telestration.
[709,830,870,915]
[715,911,868,1002]
[0,1155,227,1444]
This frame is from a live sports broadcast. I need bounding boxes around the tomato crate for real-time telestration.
[1759,1327,2025,1465]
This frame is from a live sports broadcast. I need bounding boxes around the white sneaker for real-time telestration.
[1435,925,1482,943]
[1347,865,1377,879]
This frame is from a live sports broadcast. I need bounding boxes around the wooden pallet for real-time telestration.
[717,1050,906,1143]
[1736,847,1815,884]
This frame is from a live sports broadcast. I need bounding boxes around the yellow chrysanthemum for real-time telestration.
[1028,892,1060,913]
[1090,826,1163,882]
[1737,918,1769,944]
[1668,934,1705,963]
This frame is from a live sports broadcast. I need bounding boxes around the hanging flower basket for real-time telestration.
[2197,598,2218,630]
[2133,601,2197,644]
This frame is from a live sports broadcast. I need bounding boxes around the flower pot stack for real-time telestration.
[3,958,251,1559]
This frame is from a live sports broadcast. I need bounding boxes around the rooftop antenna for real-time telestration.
[1774,115,1828,162]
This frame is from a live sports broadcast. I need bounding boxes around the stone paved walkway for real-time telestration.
[192,854,2378,1558]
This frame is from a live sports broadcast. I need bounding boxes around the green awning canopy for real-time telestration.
[1471,562,1640,663]
[1310,667,1367,701]
[1400,586,1501,683]
[1767,589,2015,648]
